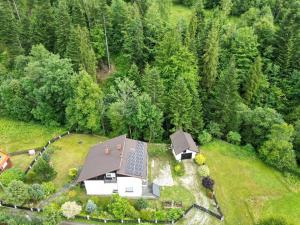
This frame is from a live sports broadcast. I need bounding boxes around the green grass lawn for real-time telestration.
[203,140,300,225]
[50,134,108,188]
[169,4,193,25]
[0,117,65,152]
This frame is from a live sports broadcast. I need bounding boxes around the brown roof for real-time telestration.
[170,130,198,155]
[77,135,148,182]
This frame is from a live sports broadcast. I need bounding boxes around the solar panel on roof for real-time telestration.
[125,141,146,177]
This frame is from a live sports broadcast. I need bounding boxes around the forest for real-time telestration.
[0,0,299,175]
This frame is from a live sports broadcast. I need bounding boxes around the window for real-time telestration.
[125,187,134,193]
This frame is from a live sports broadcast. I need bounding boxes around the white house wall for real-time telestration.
[84,177,142,197]
[172,148,197,161]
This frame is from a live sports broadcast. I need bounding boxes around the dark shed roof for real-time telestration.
[170,130,198,155]
[77,135,148,182]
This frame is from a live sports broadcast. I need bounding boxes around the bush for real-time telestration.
[154,210,167,221]
[195,153,206,165]
[202,176,215,191]
[107,195,130,219]
[61,201,82,219]
[28,183,45,202]
[198,130,212,145]
[140,209,155,220]
[166,208,184,221]
[42,182,56,196]
[134,198,148,210]
[85,199,97,214]
[173,163,184,176]
[126,205,140,219]
[43,203,62,225]
[227,131,241,145]
[68,190,77,199]
[198,165,210,177]
[30,158,57,182]
[68,168,78,180]
[5,180,29,206]
[0,167,25,186]
[207,122,223,138]
[256,217,292,225]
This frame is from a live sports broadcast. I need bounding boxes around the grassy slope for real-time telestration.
[203,141,300,225]
[0,118,65,152]
[169,4,193,25]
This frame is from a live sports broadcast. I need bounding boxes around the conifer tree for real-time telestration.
[210,58,240,133]
[0,2,23,65]
[30,0,55,51]
[141,65,165,110]
[69,0,86,27]
[202,19,220,91]
[54,0,71,57]
[122,4,145,68]
[243,56,266,105]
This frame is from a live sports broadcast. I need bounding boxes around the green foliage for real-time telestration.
[30,157,57,183]
[166,208,184,221]
[42,182,56,197]
[107,195,130,220]
[43,204,62,225]
[90,26,106,61]
[126,205,140,219]
[256,217,293,225]
[134,198,149,210]
[198,130,213,145]
[0,167,25,186]
[68,168,78,180]
[140,209,155,220]
[198,165,210,177]
[66,71,103,132]
[259,123,297,171]
[85,199,97,214]
[5,180,29,206]
[207,122,223,138]
[227,131,241,145]
[173,163,185,176]
[195,153,206,165]
[28,183,45,202]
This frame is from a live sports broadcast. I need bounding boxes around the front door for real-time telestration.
[181,153,192,160]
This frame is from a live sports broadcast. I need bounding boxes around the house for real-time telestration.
[0,150,12,172]
[77,135,148,197]
[170,130,199,161]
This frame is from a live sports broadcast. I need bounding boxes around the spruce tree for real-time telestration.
[54,0,71,57]
[122,3,145,69]
[210,58,240,133]
[65,26,81,71]
[202,19,220,91]
[30,0,55,51]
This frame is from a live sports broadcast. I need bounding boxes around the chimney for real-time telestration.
[104,146,110,155]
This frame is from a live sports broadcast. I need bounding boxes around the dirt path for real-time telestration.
[178,160,210,225]
[153,163,175,187]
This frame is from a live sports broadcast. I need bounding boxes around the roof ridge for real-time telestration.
[118,135,127,171]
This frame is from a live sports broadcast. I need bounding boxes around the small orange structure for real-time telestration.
[0,150,12,172]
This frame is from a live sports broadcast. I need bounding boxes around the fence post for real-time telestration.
[87,215,89,220]
[68,131,70,135]
[155,219,157,223]
[121,219,124,223]
[14,205,17,209]
[104,219,107,223]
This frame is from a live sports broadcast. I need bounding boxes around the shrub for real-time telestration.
[134,198,148,210]
[43,203,62,225]
[140,209,155,220]
[28,183,45,202]
[126,205,140,219]
[198,130,212,145]
[173,163,184,176]
[107,195,130,219]
[0,167,25,186]
[5,180,29,206]
[195,153,206,165]
[42,182,56,196]
[85,199,97,214]
[31,158,57,182]
[256,217,292,225]
[68,190,77,199]
[154,210,167,221]
[227,131,241,145]
[202,176,215,191]
[61,201,82,219]
[207,122,223,138]
[166,208,184,221]
[198,165,210,177]
[68,168,78,180]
